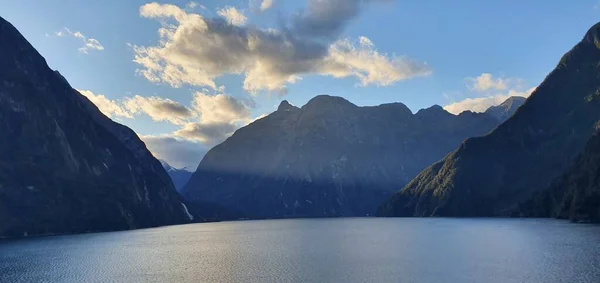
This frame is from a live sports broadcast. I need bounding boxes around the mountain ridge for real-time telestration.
[377,22,600,218]
[182,94,522,219]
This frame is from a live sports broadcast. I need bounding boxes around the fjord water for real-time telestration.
[1,219,599,283]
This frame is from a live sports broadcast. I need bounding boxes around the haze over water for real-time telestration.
[1,218,600,283]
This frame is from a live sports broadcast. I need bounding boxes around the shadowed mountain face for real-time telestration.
[0,16,190,237]
[160,160,193,193]
[182,95,510,219]
[377,22,600,218]
[517,129,600,223]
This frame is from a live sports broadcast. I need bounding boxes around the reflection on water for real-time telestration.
[1,218,600,283]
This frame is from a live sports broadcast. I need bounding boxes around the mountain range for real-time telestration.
[2,13,598,239]
[182,95,522,218]
[377,22,600,219]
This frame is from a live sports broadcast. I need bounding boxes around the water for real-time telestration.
[1,218,600,283]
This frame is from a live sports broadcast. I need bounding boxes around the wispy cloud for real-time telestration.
[55,27,104,54]
[131,1,428,95]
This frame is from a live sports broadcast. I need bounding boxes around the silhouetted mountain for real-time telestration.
[182,95,504,219]
[160,160,193,192]
[377,22,600,218]
[0,16,191,237]
[484,96,526,122]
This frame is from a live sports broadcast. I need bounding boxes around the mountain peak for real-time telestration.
[304,95,357,109]
[277,100,295,112]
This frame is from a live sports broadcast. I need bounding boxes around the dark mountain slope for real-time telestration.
[378,22,600,217]
[0,16,190,237]
[517,128,600,223]
[182,95,504,219]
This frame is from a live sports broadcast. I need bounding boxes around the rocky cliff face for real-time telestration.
[485,96,526,122]
[182,95,506,218]
[0,16,190,237]
[377,22,600,218]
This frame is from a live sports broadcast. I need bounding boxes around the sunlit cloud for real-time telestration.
[131,1,429,95]
[216,6,247,26]
[260,0,274,11]
[78,90,132,118]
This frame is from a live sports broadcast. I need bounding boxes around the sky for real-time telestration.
[1,0,598,169]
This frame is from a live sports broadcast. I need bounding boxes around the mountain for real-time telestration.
[0,16,191,237]
[160,160,193,192]
[484,96,526,122]
[182,95,505,219]
[517,128,600,223]
[377,22,600,218]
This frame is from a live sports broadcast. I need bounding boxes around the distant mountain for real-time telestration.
[0,16,191,237]
[160,160,193,192]
[484,96,526,122]
[377,22,600,218]
[182,95,507,219]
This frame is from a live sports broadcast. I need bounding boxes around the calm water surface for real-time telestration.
[1,218,599,283]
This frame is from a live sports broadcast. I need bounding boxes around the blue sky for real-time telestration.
[1,0,598,168]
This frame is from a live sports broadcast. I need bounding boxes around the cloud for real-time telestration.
[192,91,252,124]
[322,37,431,86]
[78,89,132,118]
[141,135,209,169]
[123,95,193,125]
[55,28,104,54]
[174,122,238,144]
[260,0,274,11]
[217,6,248,26]
[467,73,508,92]
[77,89,194,125]
[186,1,198,10]
[132,1,428,94]
[444,87,535,115]
[79,88,254,149]
[170,91,253,143]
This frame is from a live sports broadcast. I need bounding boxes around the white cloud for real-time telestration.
[123,95,193,125]
[78,90,132,118]
[467,73,508,92]
[192,91,252,124]
[216,6,248,26]
[141,135,209,169]
[131,1,428,95]
[444,87,535,115]
[322,37,431,87]
[55,28,104,54]
[260,0,274,11]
